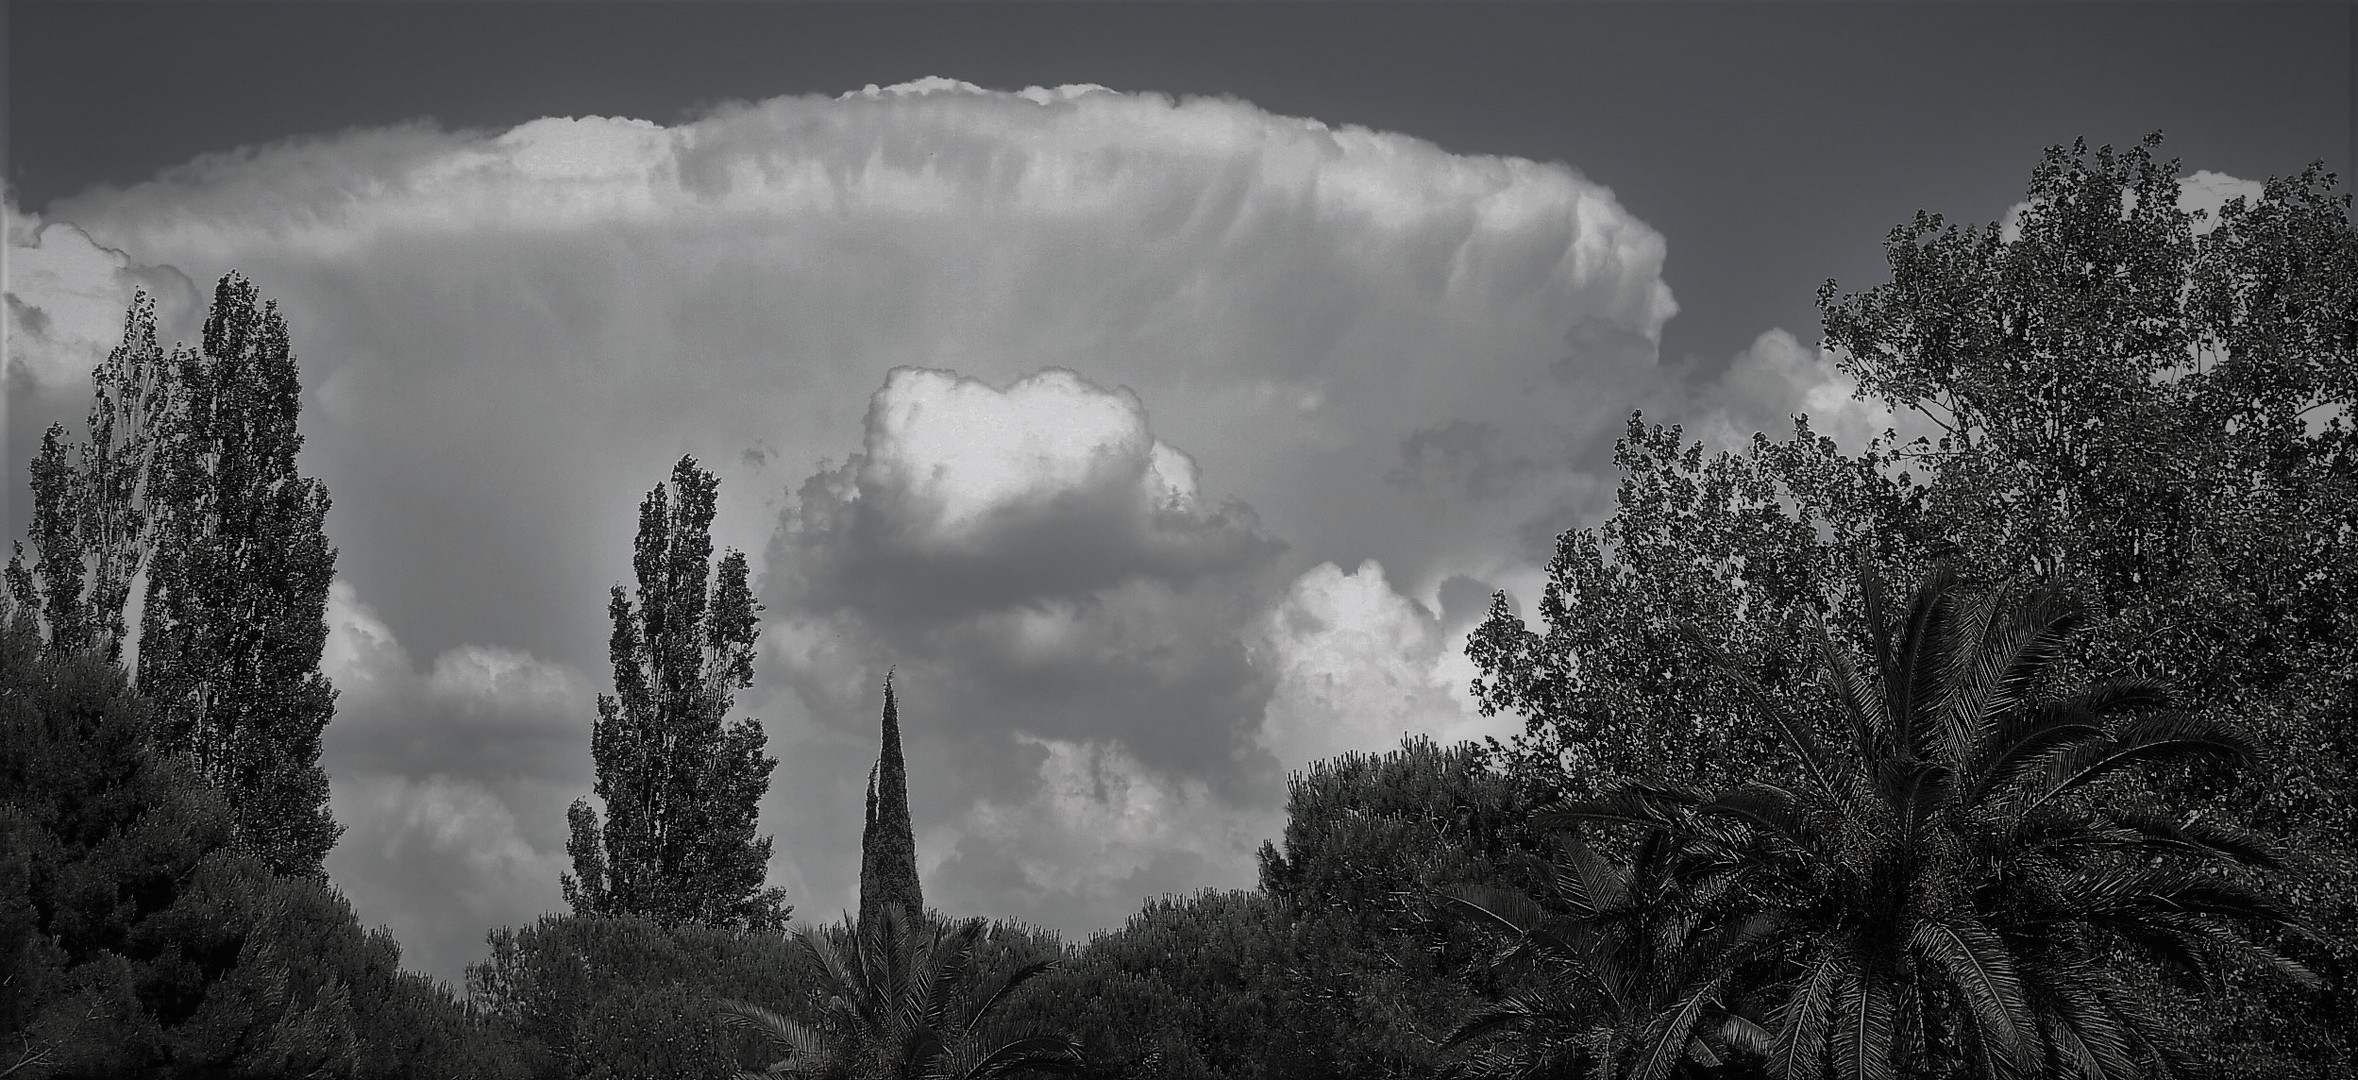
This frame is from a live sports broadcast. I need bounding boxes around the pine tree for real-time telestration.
[136,273,341,878]
[857,672,922,930]
[564,455,790,931]
[5,290,173,661]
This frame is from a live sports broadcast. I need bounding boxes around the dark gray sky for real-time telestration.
[7,1,2352,989]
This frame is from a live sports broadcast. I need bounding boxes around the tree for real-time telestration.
[5,290,172,664]
[1438,832,1775,1080]
[565,454,790,931]
[465,912,815,1080]
[0,601,533,1080]
[860,673,923,933]
[1589,572,2317,1079]
[714,906,1083,1080]
[1254,736,1557,1079]
[108,273,343,877]
[1470,135,2357,1072]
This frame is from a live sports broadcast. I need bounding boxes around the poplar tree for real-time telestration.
[857,672,922,930]
[5,290,173,660]
[564,455,790,931]
[135,273,341,877]
[11,277,340,877]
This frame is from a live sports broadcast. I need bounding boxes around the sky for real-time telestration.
[6,1,2352,989]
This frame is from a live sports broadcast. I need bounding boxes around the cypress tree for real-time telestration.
[564,455,791,931]
[857,672,922,930]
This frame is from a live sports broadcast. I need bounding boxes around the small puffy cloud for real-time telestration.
[319,580,594,985]
[778,368,1278,621]
[768,367,1282,781]
[1692,328,1902,452]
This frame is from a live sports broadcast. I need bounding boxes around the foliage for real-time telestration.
[466,912,813,1080]
[4,290,170,662]
[1438,831,1775,1080]
[714,906,1082,1080]
[133,273,343,878]
[8,275,342,877]
[859,674,923,933]
[565,455,789,931]
[1255,735,1562,1079]
[1574,572,2319,1079]
[0,603,533,1080]
[1471,134,2356,1073]
[1466,414,1908,802]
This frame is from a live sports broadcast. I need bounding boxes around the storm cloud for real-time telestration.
[9,79,1715,983]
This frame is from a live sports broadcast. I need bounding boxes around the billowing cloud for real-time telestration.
[2,196,200,392]
[319,581,593,986]
[760,366,1291,933]
[13,79,1698,976]
[1255,559,1510,772]
[1691,328,1903,452]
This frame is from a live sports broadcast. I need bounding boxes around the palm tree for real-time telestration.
[1437,829,1777,1080]
[1577,569,2318,1080]
[715,904,1084,1080]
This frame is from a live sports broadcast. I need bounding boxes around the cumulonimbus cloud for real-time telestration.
[12,78,1690,973]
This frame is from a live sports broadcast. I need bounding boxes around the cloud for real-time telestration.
[777,368,1279,621]
[759,366,1293,934]
[319,581,593,986]
[18,79,1689,966]
[1254,559,1511,772]
[2,196,200,391]
[1691,328,1903,452]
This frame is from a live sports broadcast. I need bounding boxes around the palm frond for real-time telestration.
[2021,714,2254,816]
[1831,966,1896,1080]
[1961,705,2107,811]
[715,997,833,1076]
[1440,883,1550,938]
[1771,953,1843,1080]
[1910,921,2030,1070]
[2040,967,2140,1080]
[1629,976,1726,1080]
[948,1031,1086,1080]
[1884,565,1957,756]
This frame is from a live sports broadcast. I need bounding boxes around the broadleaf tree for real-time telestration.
[6,289,174,662]
[1470,134,2356,1073]
[564,454,790,931]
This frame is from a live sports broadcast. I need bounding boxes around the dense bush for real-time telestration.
[0,610,533,1079]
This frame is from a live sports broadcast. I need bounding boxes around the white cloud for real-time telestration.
[21,79,1687,965]
[1254,559,1507,772]
[1694,328,1904,452]
[2,197,199,390]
